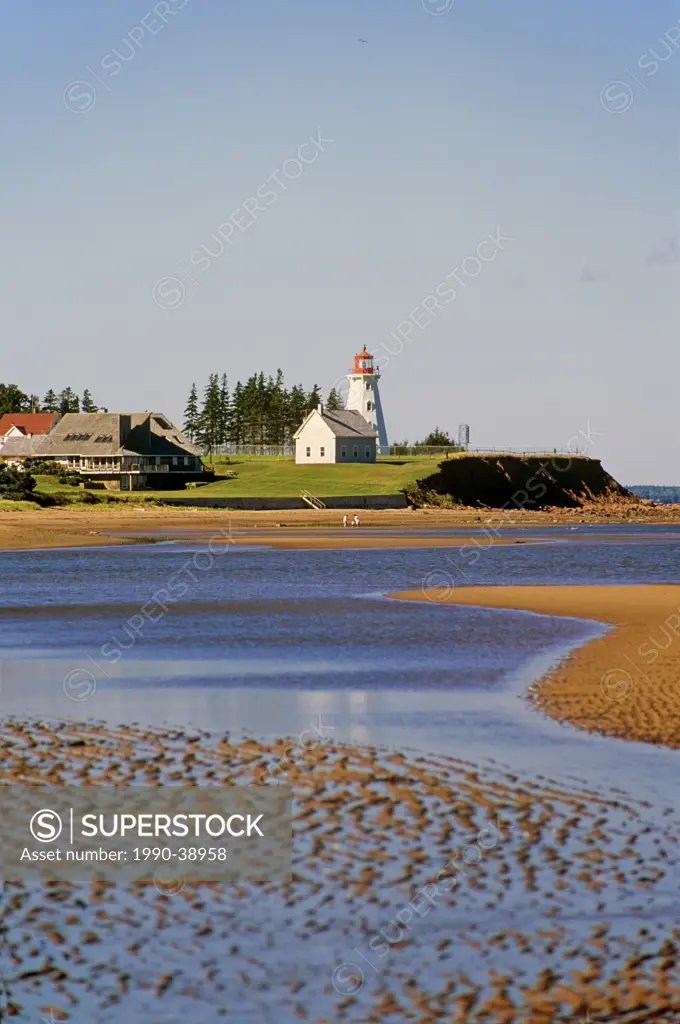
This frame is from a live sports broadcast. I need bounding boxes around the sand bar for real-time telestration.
[2,504,680,552]
[391,583,680,749]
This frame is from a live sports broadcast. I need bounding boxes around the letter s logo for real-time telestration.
[30,809,63,843]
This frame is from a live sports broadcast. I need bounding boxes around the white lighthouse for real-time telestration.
[345,345,388,453]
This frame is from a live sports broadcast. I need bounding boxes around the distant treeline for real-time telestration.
[184,372,342,450]
[627,485,680,504]
[0,383,102,415]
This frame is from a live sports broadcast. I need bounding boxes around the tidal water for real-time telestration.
[3,527,680,806]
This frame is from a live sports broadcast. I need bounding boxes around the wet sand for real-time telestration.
[392,583,680,749]
[4,717,680,1021]
[2,504,680,552]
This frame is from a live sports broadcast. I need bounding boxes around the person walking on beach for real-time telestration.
[342,514,348,528]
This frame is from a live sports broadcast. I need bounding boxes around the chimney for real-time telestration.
[317,403,323,414]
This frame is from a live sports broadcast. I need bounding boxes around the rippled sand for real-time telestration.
[4,718,680,1022]
[393,583,680,750]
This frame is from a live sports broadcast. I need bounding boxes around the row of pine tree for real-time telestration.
[2,378,456,450]
[0,384,101,416]
[184,372,342,449]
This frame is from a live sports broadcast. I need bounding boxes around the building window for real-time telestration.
[365,381,371,390]
[366,401,372,411]
[365,447,371,459]
[353,445,358,459]
[320,446,325,457]
[341,446,346,458]
[306,447,311,458]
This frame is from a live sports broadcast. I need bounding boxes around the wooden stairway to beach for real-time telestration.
[300,489,326,509]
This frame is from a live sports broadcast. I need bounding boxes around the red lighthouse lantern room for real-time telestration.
[353,345,374,374]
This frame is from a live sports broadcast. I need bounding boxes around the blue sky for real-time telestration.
[2,0,679,482]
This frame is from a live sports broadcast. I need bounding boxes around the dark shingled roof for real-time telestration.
[36,413,123,456]
[0,435,47,458]
[7,412,201,459]
[298,408,377,438]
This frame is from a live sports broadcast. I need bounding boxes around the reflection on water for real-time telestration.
[2,530,680,806]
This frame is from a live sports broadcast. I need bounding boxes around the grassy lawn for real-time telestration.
[172,456,440,497]
[0,498,36,511]
[31,457,442,500]
[35,475,81,494]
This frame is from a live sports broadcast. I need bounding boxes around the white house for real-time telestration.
[294,405,377,464]
[0,412,60,440]
[1,424,28,442]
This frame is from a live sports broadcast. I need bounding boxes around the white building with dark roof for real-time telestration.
[293,406,377,464]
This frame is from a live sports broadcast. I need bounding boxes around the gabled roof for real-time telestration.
[12,412,201,459]
[126,413,202,457]
[36,412,124,456]
[321,409,377,437]
[0,412,59,437]
[294,407,377,440]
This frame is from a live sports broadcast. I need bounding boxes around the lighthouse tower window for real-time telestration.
[366,401,372,411]
[365,381,371,390]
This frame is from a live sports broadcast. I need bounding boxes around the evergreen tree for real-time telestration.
[81,389,97,413]
[196,374,222,455]
[286,384,309,442]
[306,384,322,413]
[239,376,253,443]
[183,383,199,442]
[239,374,259,445]
[419,427,452,446]
[256,372,267,444]
[0,384,30,415]
[218,374,231,445]
[59,387,80,414]
[189,369,352,447]
[0,385,107,417]
[325,387,342,411]
[231,381,244,444]
[42,389,59,413]
[267,369,286,445]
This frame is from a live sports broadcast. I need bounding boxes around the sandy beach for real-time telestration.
[2,503,680,552]
[4,717,680,1022]
[6,535,680,1019]
[392,583,680,749]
